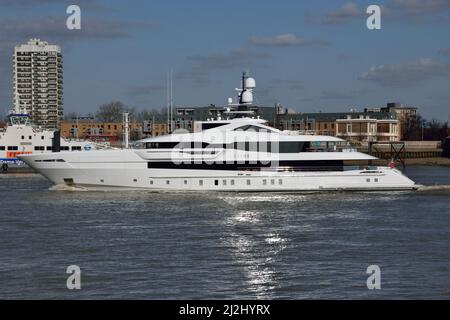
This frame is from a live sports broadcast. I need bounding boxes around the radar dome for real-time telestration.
[245,77,256,89]
[241,90,253,104]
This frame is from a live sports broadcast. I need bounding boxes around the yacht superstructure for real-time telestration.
[19,74,417,191]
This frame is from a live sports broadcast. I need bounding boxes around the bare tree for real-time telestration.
[64,112,77,120]
[135,108,164,121]
[96,101,127,122]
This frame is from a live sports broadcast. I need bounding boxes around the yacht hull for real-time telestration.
[19,155,417,192]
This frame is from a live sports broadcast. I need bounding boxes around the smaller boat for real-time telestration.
[0,112,99,172]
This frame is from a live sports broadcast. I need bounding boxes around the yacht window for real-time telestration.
[29,136,32,139]
[199,180,203,186]
[150,180,154,185]
[214,180,219,186]
[0,146,5,150]
[201,123,225,130]
[232,141,309,153]
[8,146,18,150]
[223,180,227,186]
[47,146,52,151]
[41,136,44,140]
[279,142,308,153]
[247,179,251,185]
[279,179,283,185]
[375,178,379,182]
[71,146,82,151]
[263,179,267,185]
[166,180,170,185]
[271,179,275,185]
[133,179,137,182]
[366,178,370,182]
[230,180,235,186]
[234,125,272,133]
[184,180,188,185]
[21,136,24,140]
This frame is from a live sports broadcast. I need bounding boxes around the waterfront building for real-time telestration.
[60,119,169,145]
[365,102,418,140]
[13,39,63,130]
[336,115,400,142]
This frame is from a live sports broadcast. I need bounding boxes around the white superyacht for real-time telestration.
[19,74,417,191]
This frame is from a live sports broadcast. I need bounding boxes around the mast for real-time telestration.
[166,71,170,134]
[123,112,129,149]
[170,69,173,133]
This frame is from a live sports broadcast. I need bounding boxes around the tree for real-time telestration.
[135,108,164,121]
[402,113,424,141]
[424,119,449,141]
[64,112,77,120]
[95,101,127,122]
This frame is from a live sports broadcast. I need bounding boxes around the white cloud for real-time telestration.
[318,0,450,25]
[250,33,329,47]
[324,2,364,25]
[358,58,450,86]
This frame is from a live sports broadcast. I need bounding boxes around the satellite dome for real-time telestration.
[241,90,253,104]
[245,77,256,89]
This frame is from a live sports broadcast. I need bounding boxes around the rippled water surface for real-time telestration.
[0,166,449,299]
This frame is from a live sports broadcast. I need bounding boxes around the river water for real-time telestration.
[0,165,449,299]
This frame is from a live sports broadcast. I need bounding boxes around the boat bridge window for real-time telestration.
[145,141,210,149]
[8,146,18,151]
[0,146,5,150]
[232,141,310,153]
[201,123,227,130]
[34,146,45,151]
[234,125,272,133]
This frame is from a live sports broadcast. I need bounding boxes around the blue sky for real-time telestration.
[1,0,450,120]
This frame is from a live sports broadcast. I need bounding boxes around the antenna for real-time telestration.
[166,70,174,133]
[170,69,173,133]
[166,71,170,133]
